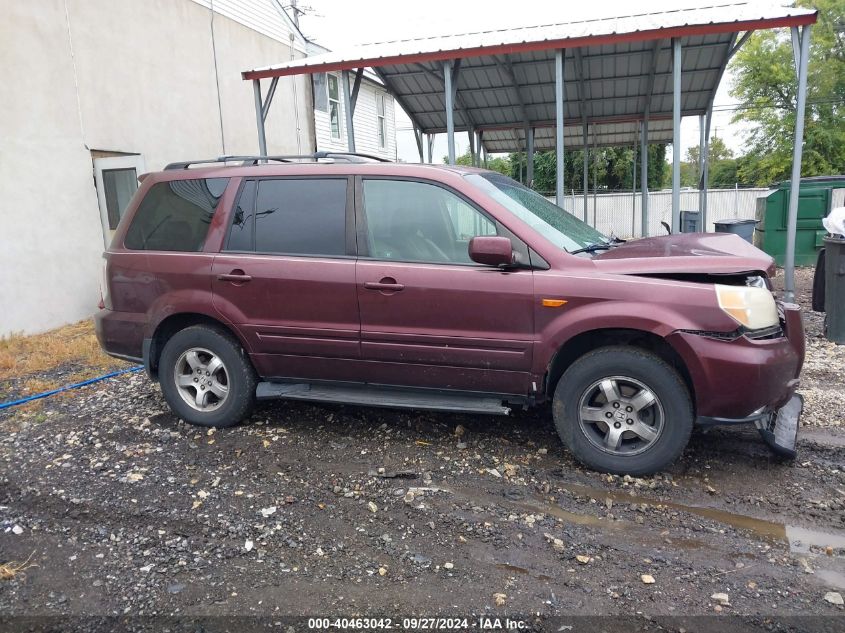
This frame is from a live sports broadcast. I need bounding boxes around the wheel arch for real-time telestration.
[544,328,695,412]
[145,312,251,381]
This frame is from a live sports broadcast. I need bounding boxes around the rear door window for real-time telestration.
[250,178,348,256]
[226,181,256,252]
[124,178,229,251]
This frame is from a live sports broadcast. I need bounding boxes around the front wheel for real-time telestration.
[552,346,693,475]
[158,325,256,428]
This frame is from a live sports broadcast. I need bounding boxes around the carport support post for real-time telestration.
[444,61,456,165]
[702,109,713,231]
[526,125,534,188]
[555,50,565,206]
[252,79,267,158]
[698,114,706,223]
[784,24,812,303]
[592,131,597,227]
[641,118,649,236]
[468,128,476,167]
[426,134,434,164]
[413,125,425,163]
[632,123,638,236]
[582,121,589,221]
[341,70,356,152]
[671,37,682,233]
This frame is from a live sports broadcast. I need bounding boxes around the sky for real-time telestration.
[293,0,753,164]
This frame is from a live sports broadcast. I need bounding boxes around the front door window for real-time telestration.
[361,179,497,264]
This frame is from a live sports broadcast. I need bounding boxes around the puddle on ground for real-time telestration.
[442,483,708,551]
[786,525,845,554]
[496,563,529,575]
[495,563,553,581]
[428,479,845,557]
[815,568,845,590]
[557,481,845,554]
[799,428,845,448]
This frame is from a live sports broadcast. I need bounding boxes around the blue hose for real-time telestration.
[0,365,143,411]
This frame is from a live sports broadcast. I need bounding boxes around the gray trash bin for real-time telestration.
[714,218,757,243]
[680,211,700,233]
[824,236,845,344]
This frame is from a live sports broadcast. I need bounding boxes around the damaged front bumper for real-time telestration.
[672,302,805,459]
[696,392,803,458]
[755,393,803,458]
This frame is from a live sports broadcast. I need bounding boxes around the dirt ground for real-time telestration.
[0,268,843,632]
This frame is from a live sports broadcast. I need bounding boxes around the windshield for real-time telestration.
[467,173,609,252]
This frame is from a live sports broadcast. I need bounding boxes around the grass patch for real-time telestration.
[0,320,127,400]
[0,551,37,580]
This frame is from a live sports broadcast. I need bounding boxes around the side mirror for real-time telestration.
[468,236,515,267]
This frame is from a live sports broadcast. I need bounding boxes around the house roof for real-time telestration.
[305,41,385,87]
[242,2,816,151]
[190,0,308,54]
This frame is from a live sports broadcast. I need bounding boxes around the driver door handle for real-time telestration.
[217,271,252,283]
[364,278,405,292]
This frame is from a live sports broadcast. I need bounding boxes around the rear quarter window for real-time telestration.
[124,178,229,251]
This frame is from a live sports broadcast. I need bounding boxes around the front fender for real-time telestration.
[530,267,740,377]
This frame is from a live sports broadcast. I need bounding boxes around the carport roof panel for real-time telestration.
[242,2,816,79]
[482,119,676,153]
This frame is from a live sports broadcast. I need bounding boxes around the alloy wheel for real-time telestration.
[173,347,229,412]
[577,375,664,456]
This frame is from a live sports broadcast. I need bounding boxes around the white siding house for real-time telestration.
[309,45,397,160]
[0,0,315,337]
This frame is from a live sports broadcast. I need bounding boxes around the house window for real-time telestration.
[93,154,145,247]
[328,74,341,139]
[102,169,138,230]
[376,94,387,148]
[313,73,328,112]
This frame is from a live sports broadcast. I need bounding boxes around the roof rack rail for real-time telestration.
[164,152,390,170]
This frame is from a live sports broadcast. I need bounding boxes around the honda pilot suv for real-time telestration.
[95,154,805,475]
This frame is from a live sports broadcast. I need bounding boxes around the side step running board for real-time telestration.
[256,382,511,416]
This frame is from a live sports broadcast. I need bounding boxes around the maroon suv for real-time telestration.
[95,155,805,475]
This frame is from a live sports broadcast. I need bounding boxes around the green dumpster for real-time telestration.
[754,175,845,266]
[824,236,845,344]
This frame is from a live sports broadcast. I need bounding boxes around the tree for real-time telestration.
[681,136,739,188]
[729,0,845,185]
[445,149,511,175]
[506,144,668,193]
[685,136,734,166]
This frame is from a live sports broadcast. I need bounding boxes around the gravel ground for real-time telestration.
[0,268,843,632]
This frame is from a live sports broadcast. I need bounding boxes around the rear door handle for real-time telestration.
[217,271,252,283]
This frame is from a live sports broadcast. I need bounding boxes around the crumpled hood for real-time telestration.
[592,232,776,277]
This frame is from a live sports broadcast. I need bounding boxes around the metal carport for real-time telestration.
[242,2,817,301]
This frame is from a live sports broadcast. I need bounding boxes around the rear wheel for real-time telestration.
[552,346,693,475]
[159,325,256,428]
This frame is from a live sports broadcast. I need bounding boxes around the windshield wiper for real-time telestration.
[569,241,615,255]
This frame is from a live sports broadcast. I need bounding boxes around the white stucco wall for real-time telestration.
[0,0,314,336]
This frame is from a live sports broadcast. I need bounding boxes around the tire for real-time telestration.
[158,325,256,428]
[552,346,693,476]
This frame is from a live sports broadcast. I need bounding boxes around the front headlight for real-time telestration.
[715,284,779,330]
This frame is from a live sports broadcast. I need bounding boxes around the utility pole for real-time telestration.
[289,0,301,28]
